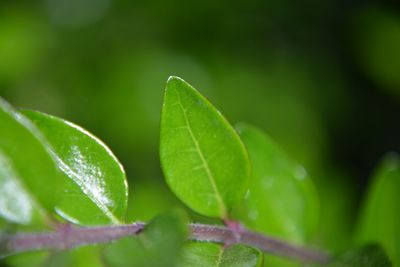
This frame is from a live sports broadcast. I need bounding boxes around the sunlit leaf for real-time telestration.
[355,154,400,266]
[0,98,61,226]
[22,110,128,225]
[160,76,251,219]
[103,210,188,267]
[178,243,263,267]
[235,124,319,243]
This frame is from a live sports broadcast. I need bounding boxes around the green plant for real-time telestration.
[0,77,397,267]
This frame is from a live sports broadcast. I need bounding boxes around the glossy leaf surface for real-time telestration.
[160,76,251,219]
[0,99,61,225]
[235,124,319,244]
[22,110,128,225]
[104,210,188,267]
[179,243,262,267]
[355,154,400,266]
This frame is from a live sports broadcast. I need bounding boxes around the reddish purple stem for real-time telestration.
[1,223,329,264]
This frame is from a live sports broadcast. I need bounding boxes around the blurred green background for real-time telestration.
[0,0,399,253]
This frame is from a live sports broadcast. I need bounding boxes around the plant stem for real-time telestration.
[190,224,329,263]
[2,223,329,263]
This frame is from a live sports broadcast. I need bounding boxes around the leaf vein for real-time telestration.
[174,88,228,218]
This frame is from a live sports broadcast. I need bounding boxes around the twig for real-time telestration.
[1,223,329,263]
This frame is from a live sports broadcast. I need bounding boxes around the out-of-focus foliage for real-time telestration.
[351,7,400,97]
[235,123,319,267]
[355,154,400,266]
[326,244,392,267]
[235,124,318,242]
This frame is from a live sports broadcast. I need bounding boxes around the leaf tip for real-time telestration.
[165,76,187,96]
[167,75,185,84]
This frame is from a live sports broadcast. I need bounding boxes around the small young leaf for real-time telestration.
[103,210,188,267]
[235,124,319,244]
[326,244,392,267]
[0,98,61,225]
[160,76,251,219]
[178,243,263,267]
[355,154,400,266]
[22,110,128,225]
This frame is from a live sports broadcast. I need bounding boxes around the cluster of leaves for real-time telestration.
[0,77,397,266]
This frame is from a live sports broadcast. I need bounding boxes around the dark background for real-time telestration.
[1,0,399,252]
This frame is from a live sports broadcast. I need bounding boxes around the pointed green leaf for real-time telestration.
[22,110,128,225]
[103,210,188,267]
[326,244,392,267]
[0,98,61,226]
[178,243,263,267]
[235,124,319,244]
[160,76,251,219]
[355,154,400,266]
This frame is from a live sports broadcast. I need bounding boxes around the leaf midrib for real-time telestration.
[175,88,228,218]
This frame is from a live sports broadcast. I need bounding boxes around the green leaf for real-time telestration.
[355,154,400,266]
[64,246,105,267]
[0,151,44,225]
[235,124,319,244]
[35,247,105,267]
[2,247,105,267]
[326,244,392,267]
[160,76,251,219]
[103,210,188,267]
[178,243,263,267]
[2,252,49,267]
[22,110,128,225]
[0,98,62,226]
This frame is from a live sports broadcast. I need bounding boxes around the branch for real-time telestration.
[1,223,329,264]
[190,224,329,263]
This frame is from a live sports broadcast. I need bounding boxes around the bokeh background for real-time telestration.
[1,0,399,253]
